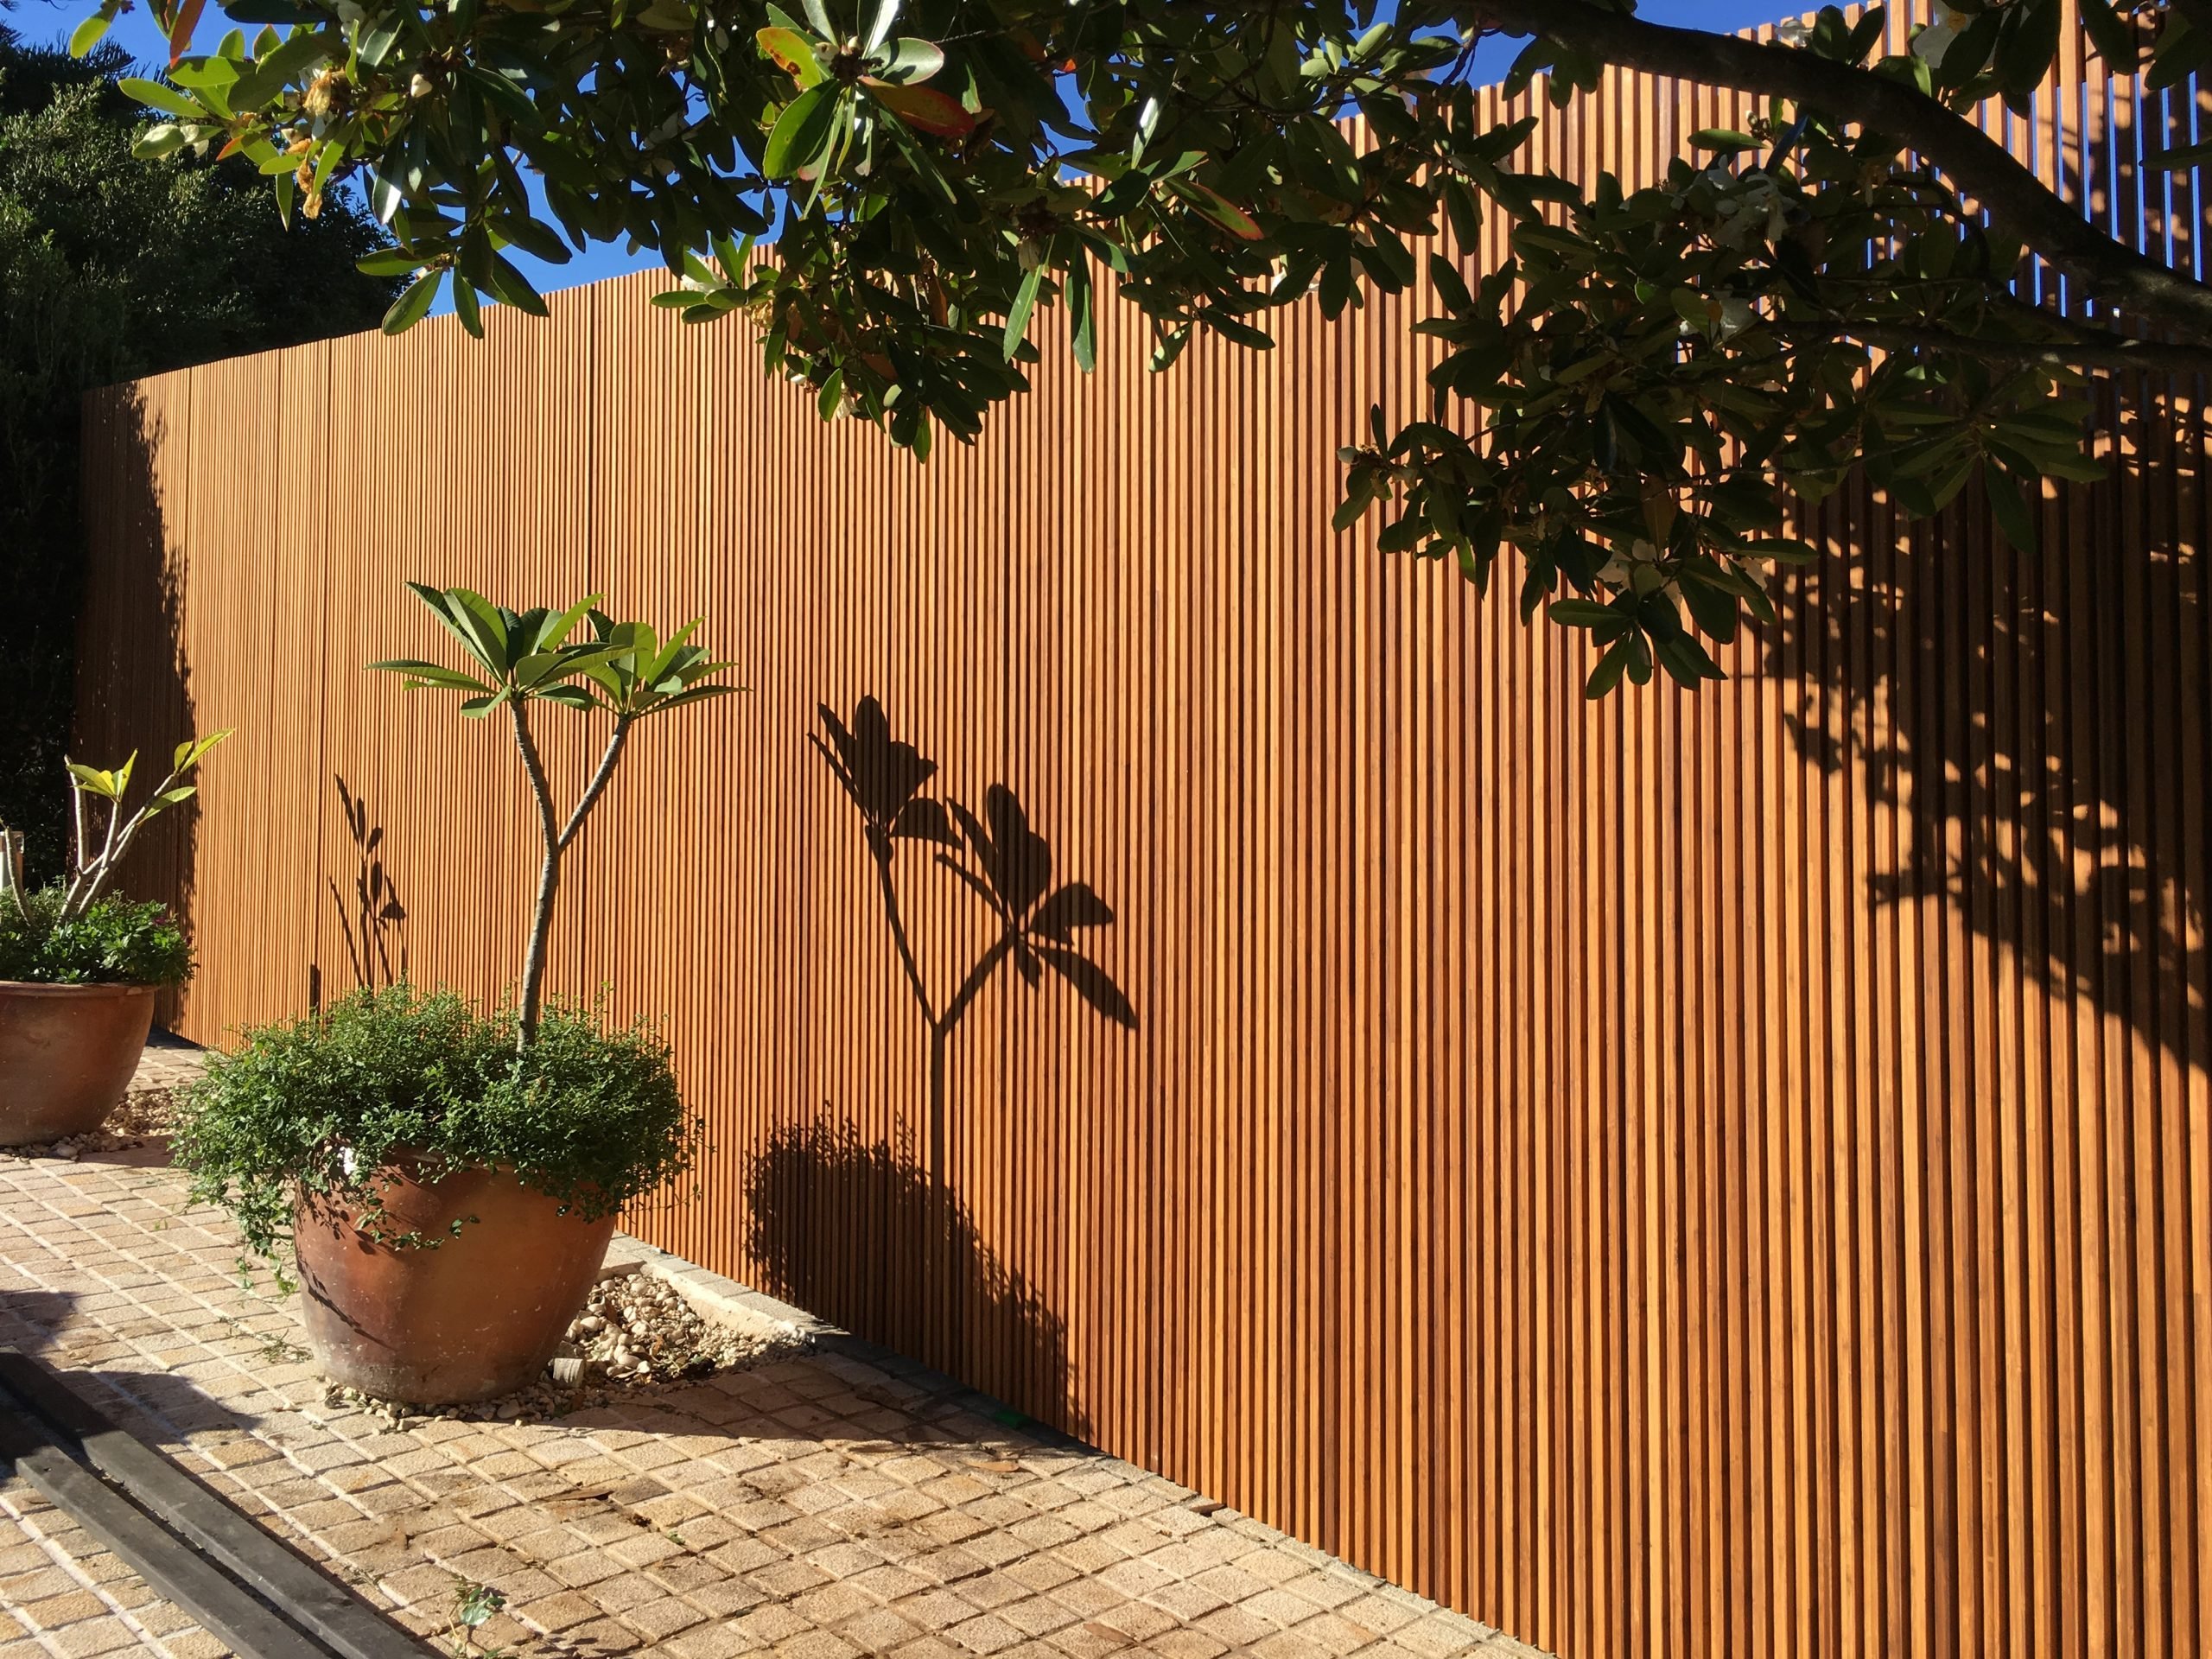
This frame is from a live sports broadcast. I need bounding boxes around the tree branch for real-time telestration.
[1777,319,2212,372]
[556,716,632,854]
[1476,0,2212,343]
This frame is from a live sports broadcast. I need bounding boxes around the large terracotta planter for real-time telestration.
[294,1161,615,1403]
[0,982,157,1146]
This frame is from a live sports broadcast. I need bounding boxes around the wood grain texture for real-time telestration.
[74,8,2209,1654]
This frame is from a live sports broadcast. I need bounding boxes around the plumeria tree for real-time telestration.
[82,0,2212,693]
[0,732,231,921]
[372,584,737,1045]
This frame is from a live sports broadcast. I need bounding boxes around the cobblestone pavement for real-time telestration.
[0,1045,1541,1659]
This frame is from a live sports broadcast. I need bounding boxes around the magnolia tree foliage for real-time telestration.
[80,0,2212,694]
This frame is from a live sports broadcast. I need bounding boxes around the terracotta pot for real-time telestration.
[0,982,157,1147]
[293,1161,615,1403]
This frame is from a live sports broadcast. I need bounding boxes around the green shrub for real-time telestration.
[174,986,702,1260]
[0,887,191,985]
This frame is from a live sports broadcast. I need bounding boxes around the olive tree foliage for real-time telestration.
[79,0,2212,693]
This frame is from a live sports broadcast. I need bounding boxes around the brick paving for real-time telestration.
[0,1042,1542,1659]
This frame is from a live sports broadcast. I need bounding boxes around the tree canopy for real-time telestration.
[84,0,2212,694]
[0,21,395,869]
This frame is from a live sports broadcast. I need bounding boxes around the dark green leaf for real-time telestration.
[381,270,442,335]
[1002,264,1044,361]
[1984,463,2038,554]
[763,83,838,179]
[1066,258,1096,372]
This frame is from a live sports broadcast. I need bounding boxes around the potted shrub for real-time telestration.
[176,588,733,1402]
[0,734,228,1146]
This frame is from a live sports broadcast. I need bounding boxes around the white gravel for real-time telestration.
[324,1267,811,1426]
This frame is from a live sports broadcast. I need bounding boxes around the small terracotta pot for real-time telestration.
[0,982,158,1147]
[293,1161,615,1403]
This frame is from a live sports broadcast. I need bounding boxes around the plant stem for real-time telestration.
[60,779,87,918]
[507,700,564,1050]
[58,757,191,922]
[0,830,24,921]
[73,794,124,919]
[557,719,633,854]
[939,932,1014,1033]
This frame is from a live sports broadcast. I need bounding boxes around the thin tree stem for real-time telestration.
[60,780,88,918]
[508,700,564,1050]
[68,796,124,921]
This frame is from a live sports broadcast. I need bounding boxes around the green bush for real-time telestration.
[0,887,191,985]
[174,986,702,1260]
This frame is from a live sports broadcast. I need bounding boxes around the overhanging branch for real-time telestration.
[1777,320,2212,372]
[1473,0,2212,345]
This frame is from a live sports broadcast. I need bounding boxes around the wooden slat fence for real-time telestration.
[74,6,2211,1655]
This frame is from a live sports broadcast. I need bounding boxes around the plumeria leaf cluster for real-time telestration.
[373,582,740,1042]
[80,0,2212,693]
[372,582,734,718]
[2,730,232,925]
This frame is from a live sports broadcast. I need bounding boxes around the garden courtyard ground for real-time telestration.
[0,1046,1536,1659]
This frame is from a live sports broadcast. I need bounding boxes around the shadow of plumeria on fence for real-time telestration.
[785,696,1135,1408]
[811,696,1136,1190]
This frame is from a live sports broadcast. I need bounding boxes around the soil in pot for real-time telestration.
[0,982,156,1147]
[294,1160,616,1404]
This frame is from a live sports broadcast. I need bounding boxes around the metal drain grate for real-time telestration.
[0,1352,436,1659]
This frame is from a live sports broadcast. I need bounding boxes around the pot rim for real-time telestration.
[0,979,162,998]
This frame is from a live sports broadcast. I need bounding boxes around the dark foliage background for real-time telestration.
[0,20,396,875]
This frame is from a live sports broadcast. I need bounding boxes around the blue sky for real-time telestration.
[17,0,1796,299]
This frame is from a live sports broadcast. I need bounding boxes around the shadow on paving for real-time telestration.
[0,1272,1104,1656]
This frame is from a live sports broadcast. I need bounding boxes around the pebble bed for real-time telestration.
[0,1070,181,1162]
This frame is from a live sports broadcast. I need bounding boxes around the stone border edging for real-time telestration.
[600,1234,835,1343]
